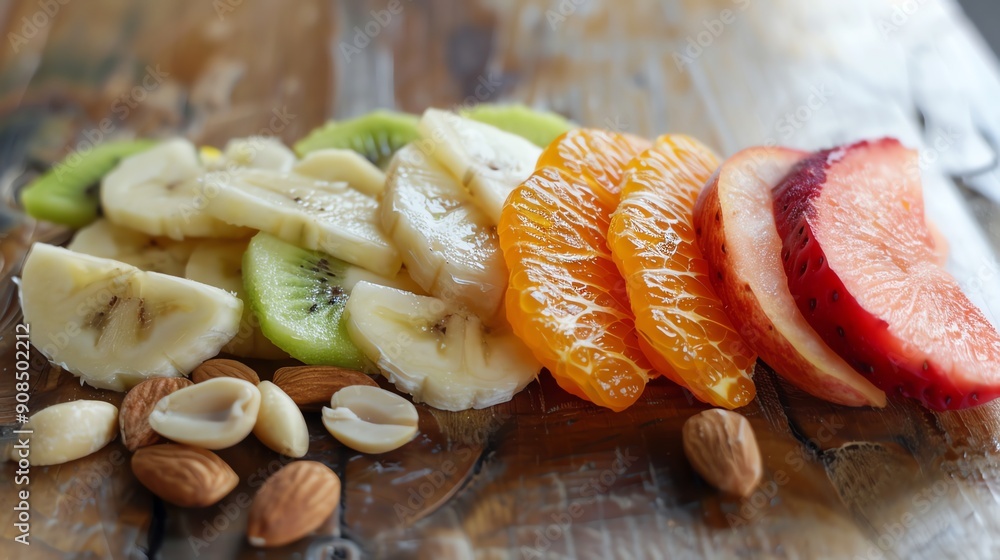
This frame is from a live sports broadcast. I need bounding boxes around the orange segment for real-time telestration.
[607,134,757,409]
[537,129,651,208]
[499,130,653,412]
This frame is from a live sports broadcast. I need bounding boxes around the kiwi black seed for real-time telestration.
[243,232,369,369]
[293,109,419,169]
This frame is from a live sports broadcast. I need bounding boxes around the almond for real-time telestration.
[132,443,238,507]
[682,409,763,498]
[253,381,309,458]
[247,461,341,547]
[272,365,377,411]
[192,358,260,385]
[13,400,119,466]
[120,377,193,451]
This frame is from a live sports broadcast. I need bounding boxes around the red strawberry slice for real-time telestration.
[773,138,1000,410]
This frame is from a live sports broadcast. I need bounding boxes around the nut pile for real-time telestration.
[12,360,420,548]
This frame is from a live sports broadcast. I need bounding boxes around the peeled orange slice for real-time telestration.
[499,130,653,411]
[607,135,757,409]
[535,128,651,208]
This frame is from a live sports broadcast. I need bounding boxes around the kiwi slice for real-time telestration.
[461,104,574,148]
[21,139,157,228]
[243,232,369,370]
[293,110,418,168]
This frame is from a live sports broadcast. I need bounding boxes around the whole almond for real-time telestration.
[132,444,238,507]
[120,377,193,451]
[192,358,260,385]
[272,365,377,411]
[682,409,763,498]
[247,461,341,547]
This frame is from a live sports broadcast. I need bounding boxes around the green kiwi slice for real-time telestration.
[461,104,574,148]
[243,232,369,370]
[293,110,418,168]
[21,139,157,228]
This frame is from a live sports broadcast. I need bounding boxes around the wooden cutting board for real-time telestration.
[1,1,1000,558]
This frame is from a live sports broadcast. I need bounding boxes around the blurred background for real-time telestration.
[962,0,999,53]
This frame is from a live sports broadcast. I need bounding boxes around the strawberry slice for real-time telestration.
[773,138,1000,410]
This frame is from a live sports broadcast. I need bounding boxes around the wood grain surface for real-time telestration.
[2,0,1000,559]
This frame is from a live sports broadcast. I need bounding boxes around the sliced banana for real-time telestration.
[205,168,402,277]
[101,138,252,240]
[417,108,541,224]
[294,148,387,196]
[68,219,196,277]
[19,243,243,391]
[208,136,297,172]
[382,145,507,320]
[184,240,287,359]
[345,281,540,411]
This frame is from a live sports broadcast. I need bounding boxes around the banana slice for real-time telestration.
[345,281,540,411]
[382,145,507,320]
[184,240,287,359]
[101,138,252,240]
[417,108,541,224]
[208,136,296,172]
[19,244,243,391]
[68,219,196,277]
[293,148,387,197]
[205,168,402,277]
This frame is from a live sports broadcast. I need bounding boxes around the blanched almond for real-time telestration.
[253,381,309,458]
[11,400,118,466]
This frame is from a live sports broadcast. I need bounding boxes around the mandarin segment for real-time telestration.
[536,129,651,208]
[607,135,757,409]
[499,130,653,411]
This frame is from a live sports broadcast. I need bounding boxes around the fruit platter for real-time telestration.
[4,1,1000,559]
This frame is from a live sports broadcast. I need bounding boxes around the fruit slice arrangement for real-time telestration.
[607,135,757,409]
[774,139,1000,410]
[695,147,887,408]
[16,104,1000,414]
[499,129,654,412]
